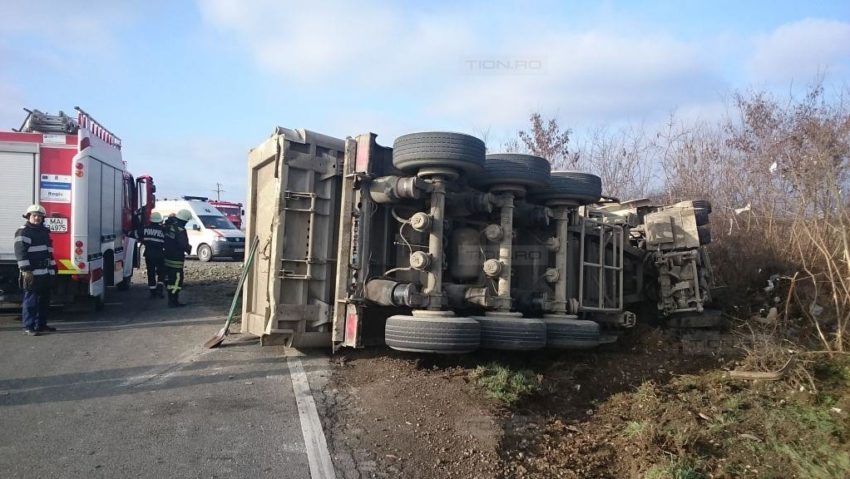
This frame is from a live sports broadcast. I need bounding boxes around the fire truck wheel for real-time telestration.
[530,171,602,205]
[93,292,105,312]
[544,317,600,349]
[197,244,213,262]
[392,132,485,174]
[474,154,551,190]
[385,315,480,354]
[116,275,131,291]
[472,316,547,350]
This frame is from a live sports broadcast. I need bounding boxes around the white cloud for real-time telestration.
[433,31,727,128]
[197,1,729,134]
[198,0,479,85]
[1,2,140,53]
[749,18,850,83]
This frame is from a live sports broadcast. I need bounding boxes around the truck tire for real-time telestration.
[473,316,546,350]
[385,315,480,354]
[694,209,710,227]
[674,199,712,213]
[544,316,600,349]
[93,290,105,312]
[473,154,551,190]
[197,244,212,262]
[116,275,131,291]
[698,225,712,245]
[104,251,115,286]
[531,171,602,204]
[392,132,485,174]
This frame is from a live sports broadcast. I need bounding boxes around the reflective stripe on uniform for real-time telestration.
[18,260,30,267]
[145,238,164,243]
[14,236,32,244]
[48,247,54,252]
[168,272,182,293]
[164,259,184,268]
[28,245,48,252]
[32,268,50,276]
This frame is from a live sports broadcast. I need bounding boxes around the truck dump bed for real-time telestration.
[242,127,345,347]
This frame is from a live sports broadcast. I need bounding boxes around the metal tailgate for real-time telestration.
[242,127,344,348]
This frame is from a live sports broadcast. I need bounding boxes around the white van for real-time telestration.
[155,197,246,261]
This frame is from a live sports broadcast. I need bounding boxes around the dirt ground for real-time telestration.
[321,323,850,479]
[150,262,850,478]
[319,326,730,479]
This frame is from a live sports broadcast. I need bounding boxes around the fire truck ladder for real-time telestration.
[74,106,122,149]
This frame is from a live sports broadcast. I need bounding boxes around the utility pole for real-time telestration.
[213,182,225,201]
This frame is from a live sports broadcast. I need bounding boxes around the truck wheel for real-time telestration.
[116,275,131,291]
[544,316,600,349]
[197,244,212,262]
[93,291,105,312]
[392,132,485,174]
[473,154,551,190]
[676,199,712,213]
[698,225,712,245]
[694,209,710,226]
[385,315,480,354]
[472,315,547,350]
[531,171,602,204]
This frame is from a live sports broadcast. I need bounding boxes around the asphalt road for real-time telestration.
[0,279,326,478]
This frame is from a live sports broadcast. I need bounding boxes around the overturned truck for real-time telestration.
[242,129,714,352]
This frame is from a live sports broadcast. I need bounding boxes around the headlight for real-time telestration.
[213,236,227,242]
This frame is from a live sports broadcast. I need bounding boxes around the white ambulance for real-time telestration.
[154,197,245,261]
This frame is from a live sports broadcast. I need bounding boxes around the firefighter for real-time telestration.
[163,209,192,307]
[14,205,57,336]
[142,211,166,298]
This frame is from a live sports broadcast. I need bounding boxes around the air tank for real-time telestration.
[450,226,481,281]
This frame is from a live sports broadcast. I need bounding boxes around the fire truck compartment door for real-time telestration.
[0,149,38,261]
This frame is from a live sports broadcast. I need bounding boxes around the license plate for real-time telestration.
[46,218,68,232]
[233,248,244,253]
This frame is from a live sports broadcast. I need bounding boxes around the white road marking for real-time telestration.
[287,357,336,479]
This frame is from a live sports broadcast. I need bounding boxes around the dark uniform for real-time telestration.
[14,222,56,333]
[142,222,166,298]
[163,217,191,307]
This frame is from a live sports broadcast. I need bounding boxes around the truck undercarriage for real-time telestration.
[243,129,715,352]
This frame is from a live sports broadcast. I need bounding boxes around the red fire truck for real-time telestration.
[0,107,156,309]
[208,200,243,229]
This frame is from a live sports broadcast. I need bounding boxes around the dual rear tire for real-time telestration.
[385,314,604,352]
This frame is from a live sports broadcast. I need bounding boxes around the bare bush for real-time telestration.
[516,113,578,169]
[574,124,653,200]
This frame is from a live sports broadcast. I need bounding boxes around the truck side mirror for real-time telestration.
[241,209,245,216]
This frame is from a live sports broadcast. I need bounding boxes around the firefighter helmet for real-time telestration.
[150,211,163,224]
[176,209,193,222]
[23,204,46,218]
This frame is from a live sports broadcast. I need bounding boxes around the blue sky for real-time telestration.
[2,1,849,203]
